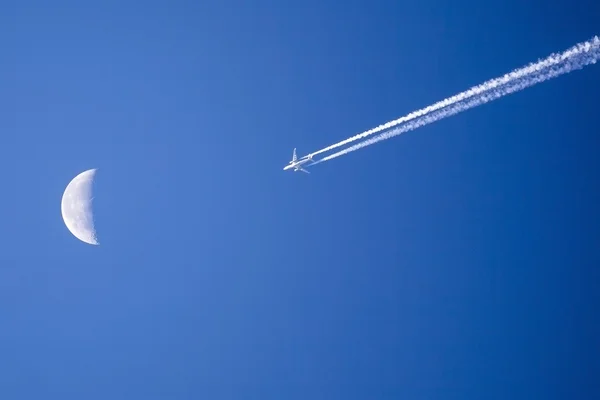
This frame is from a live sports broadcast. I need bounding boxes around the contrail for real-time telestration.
[306,36,599,161]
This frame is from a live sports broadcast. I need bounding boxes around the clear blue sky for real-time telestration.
[1,1,599,399]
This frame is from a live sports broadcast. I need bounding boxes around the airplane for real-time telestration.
[283,148,314,174]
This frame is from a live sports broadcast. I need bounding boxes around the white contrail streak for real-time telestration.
[313,37,600,164]
[306,36,600,161]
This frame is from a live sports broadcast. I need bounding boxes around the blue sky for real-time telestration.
[1,1,599,399]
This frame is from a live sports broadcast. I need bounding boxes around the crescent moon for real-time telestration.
[61,168,99,245]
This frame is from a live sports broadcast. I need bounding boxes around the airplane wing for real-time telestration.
[297,167,310,174]
[292,148,297,161]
